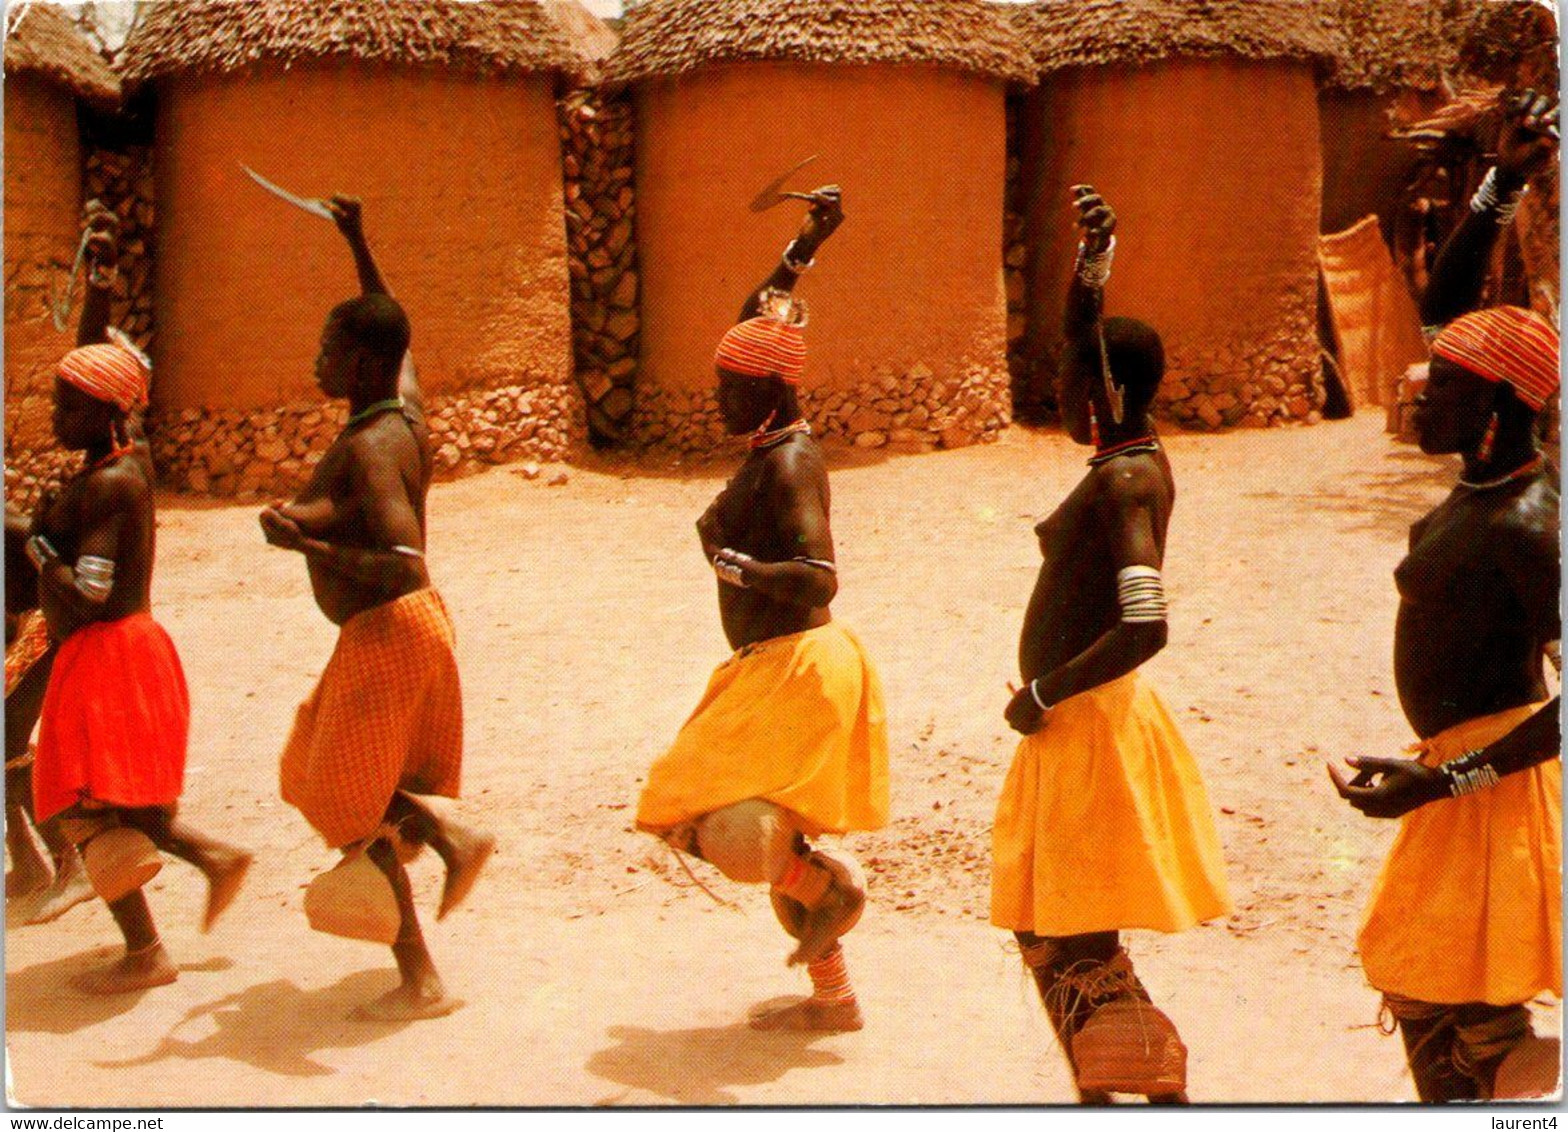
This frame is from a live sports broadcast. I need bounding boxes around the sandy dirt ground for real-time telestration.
[5,412,1559,1107]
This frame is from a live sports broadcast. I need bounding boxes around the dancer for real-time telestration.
[992,186,1231,1102]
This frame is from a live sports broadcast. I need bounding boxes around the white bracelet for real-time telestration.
[713,548,753,588]
[1029,679,1051,713]
[781,241,815,274]
[1076,235,1115,289]
[1445,751,1502,797]
[1469,167,1527,224]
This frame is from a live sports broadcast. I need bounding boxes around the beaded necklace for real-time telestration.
[749,418,812,451]
[1087,435,1159,467]
[1458,455,1543,491]
[347,397,406,427]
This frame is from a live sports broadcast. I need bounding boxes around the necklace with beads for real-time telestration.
[1459,455,1544,491]
[347,397,406,427]
[1088,435,1159,466]
[749,418,811,451]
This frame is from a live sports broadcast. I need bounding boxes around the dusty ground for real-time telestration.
[5,413,1559,1107]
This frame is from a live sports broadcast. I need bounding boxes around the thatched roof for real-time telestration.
[1009,0,1341,77]
[542,0,618,64]
[603,0,1037,87]
[4,2,121,108]
[1316,0,1457,92]
[119,0,592,88]
[1455,0,1557,87]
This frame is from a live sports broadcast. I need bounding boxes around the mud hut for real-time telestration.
[4,3,120,483]
[604,0,1035,453]
[118,0,591,495]
[1012,0,1338,429]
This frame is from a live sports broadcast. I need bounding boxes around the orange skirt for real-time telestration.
[1359,703,1560,1006]
[280,589,463,849]
[34,612,189,823]
[637,622,889,836]
[991,672,1232,935]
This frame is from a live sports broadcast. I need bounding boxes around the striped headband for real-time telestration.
[57,343,149,413]
[1431,306,1560,411]
[715,317,806,384]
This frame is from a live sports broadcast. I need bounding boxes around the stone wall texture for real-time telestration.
[1019,58,1326,429]
[629,62,1012,451]
[559,87,641,444]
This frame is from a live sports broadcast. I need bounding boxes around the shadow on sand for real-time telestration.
[585,1006,846,1105]
[89,970,414,1078]
[7,948,234,1035]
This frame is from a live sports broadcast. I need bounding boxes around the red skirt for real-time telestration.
[34,612,189,823]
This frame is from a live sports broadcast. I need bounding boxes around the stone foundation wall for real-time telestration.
[560,88,640,444]
[148,382,581,497]
[633,361,1010,455]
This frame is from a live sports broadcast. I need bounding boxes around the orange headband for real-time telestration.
[715,317,806,384]
[57,343,148,413]
[1431,306,1560,411]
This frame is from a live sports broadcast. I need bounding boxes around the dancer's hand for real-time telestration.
[797,186,844,249]
[259,507,305,551]
[1071,184,1116,254]
[1327,756,1448,819]
[1004,682,1046,735]
[326,195,365,242]
[1497,89,1559,185]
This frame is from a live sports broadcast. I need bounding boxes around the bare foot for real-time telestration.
[787,864,865,967]
[6,819,54,898]
[350,982,465,1022]
[748,995,863,1033]
[73,945,178,995]
[10,862,95,927]
[202,849,253,932]
[437,826,495,921]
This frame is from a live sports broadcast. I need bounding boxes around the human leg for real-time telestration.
[350,835,462,1022]
[120,805,251,931]
[383,791,494,920]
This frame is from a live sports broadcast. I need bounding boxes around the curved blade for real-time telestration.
[748,154,819,212]
[240,163,334,221]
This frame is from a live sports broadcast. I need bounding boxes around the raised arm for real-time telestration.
[737,187,844,323]
[1064,185,1116,342]
[1005,474,1168,735]
[76,200,119,347]
[326,195,423,417]
[326,195,390,297]
[1420,90,1559,329]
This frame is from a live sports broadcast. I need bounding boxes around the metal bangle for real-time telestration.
[781,242,815,274]
[1075,235,1115,289]
[1029,679,1052,713]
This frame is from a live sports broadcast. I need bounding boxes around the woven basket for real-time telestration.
[1493,1033,1562,1100]
[82,827,163,903]
[304,851,400,945]
[1072,999,1188,1096]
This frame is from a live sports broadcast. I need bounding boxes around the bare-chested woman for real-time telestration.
[262,197,492,1022]
[992,186,1231,1103]
[634,189,890,1033]
[21,206,250,994]
[1330,90,1561,1102]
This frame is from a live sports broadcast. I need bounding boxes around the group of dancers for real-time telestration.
[4,87,1560,1102]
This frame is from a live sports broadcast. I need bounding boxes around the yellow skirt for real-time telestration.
[991,672,1232,935]
[1359,703,1560,1006]
[636,621,889,836]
